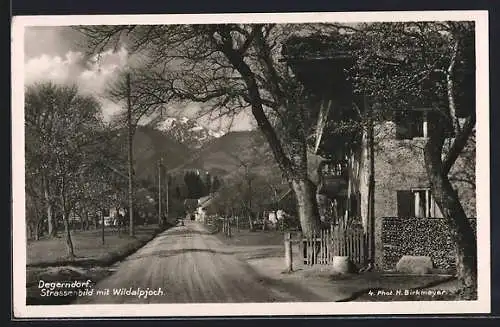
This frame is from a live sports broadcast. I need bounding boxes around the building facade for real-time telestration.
[284,35,476,271]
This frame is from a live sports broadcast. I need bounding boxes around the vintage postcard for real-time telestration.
[12,10,490,318]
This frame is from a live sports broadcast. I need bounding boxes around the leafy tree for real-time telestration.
[183,171,205,199]
[174,185,181,199]
[211,176,222,193]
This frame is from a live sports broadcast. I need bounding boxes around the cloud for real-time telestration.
[24,51,85,86]
[24,26,82,60]
[24,47,129,120]
[23,38,255,131]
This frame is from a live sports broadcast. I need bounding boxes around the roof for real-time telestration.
[183,198,199,210]
[199,198,214,209]
[277,189,293,203]
[197,193,222,210]
[197,195,212,206]
[261,189,294,208]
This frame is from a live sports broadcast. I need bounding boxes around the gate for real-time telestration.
[301,225,367,266]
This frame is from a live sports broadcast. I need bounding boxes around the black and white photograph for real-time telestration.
[11,11,490,318]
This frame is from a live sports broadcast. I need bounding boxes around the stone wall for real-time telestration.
[379,216,477,272]
[371,121,476,269]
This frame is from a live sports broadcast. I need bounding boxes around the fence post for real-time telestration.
[284,232,293,272]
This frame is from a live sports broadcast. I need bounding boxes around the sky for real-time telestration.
[24,26,255,132]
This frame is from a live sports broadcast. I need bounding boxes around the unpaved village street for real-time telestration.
[74,221,322,303]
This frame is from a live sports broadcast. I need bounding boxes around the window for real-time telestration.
[395,110,427,140]
[412,189,433,218]
[395,109,454,140]
[397,188,443,218]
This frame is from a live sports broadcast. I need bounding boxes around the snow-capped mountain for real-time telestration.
[154,116,225,149]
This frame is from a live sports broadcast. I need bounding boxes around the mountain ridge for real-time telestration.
[151,116,225,150]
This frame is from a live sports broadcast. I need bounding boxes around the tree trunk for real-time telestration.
[166,174,170,222]
[126,73,135,237]
[80,209,85,231]
[28,223,35,241]
[101,209,105,245]
[248,210,254,231]
[316,194,329,223]
[35,219,43,241]
[114,207,118,235]
[246,167,253,231]
[58,171,75,258]
[33,197,43,240]
[84,210,89,230]
[43,176,56,237]
[424,121,477,297]
[221,38,322,239]
[291,178,322,237]
[61,209,75,259]
[424,156,477,293]
[158,159,162,228]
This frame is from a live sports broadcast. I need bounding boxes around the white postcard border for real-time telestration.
[12,10,490,318]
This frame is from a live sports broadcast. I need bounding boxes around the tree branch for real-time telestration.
[447,38,460,135]
[217,31,295,180]
[237,25,260,55]
[442,115,475,175]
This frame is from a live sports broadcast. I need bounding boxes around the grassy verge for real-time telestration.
[27,224,169,268]
[214,228,285,247]
[26,222,174,305]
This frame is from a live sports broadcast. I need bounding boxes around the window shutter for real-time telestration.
[397,190,414,217]
[431,192,445,218]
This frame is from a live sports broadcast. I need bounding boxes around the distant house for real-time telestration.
[260,189,299,229]
[182,195,217,222]
[193,196,209,222]
[194,194,221,222]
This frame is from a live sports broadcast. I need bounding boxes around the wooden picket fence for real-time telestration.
[301,226,367,266]
[204,215,232,237]
[220,217,232,238]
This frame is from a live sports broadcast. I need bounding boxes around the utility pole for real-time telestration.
[158,157,162,227]
[166,172,169,222]
[126,72,135,237]
[365,94,375,267]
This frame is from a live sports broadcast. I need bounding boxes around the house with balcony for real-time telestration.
[283,34,476,271]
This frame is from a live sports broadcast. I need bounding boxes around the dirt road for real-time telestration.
[74,221,322,303]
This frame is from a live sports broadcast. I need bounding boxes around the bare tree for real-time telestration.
[76,23,331,236]
[105,66,175,235]
[25,82,104,258]
[77,23,478,294]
